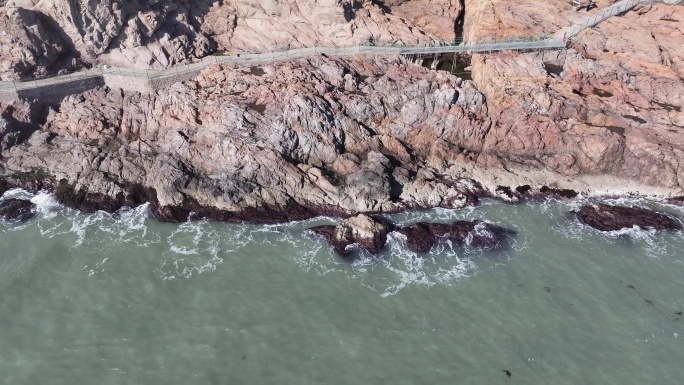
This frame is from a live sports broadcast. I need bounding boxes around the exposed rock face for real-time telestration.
[467,3,684,195]
[573,204,682,232]
[311,217,514,257]
[1,0,462,77]
[0,2,682,222]
[2,55,484,219]
[310,214,392,257]
[1,0,214,74]
[0,101,41,157]
[32,0,216,69]
[397,220,514,252]
[203,0,462,52]
[0,198,35,222]
[396,222,435,252]
[0,7,69,80]
[462,0,615,42]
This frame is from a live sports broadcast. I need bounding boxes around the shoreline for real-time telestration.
[2,172,682,225]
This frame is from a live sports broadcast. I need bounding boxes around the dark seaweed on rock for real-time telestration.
[0,199,36,222]
[308,216,514,259]
[572,204,682,232]
[397,220,515,253]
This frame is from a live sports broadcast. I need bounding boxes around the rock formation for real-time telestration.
[309,215,514,257]
[0,1,682,223]
[573,204,682,231]
[0,198,35,222]
[2,55,485,219]
[0,0,463,77]
[310,214,392,257]
[397,220,514,252]
[0,7,69,80]
[467,2,684,195]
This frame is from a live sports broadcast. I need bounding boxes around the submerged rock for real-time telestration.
[0,199,36,222]
[573,204,682,232]
[309,214,392,258]
[397,220,515,253]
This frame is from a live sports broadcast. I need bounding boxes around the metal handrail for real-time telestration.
[0,0,652,93]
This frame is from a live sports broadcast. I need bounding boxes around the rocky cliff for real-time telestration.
[0,1,682,222]
[1,0,462,78]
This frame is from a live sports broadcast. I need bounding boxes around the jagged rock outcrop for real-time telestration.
[462,0,616,42]
[310,214,392,257]
[310,217,514,257]
[1,0,462,77]
[2,55,487,219]
[467,3,684,195]
[0,1,682,223]
[30,0,216,69]
[573,204,682,232]
[0,7,69,80]
[0,100,41,157]
[203,0,462,52]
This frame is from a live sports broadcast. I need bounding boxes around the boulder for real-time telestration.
[0,199,36,222]
[573,204,682,232]
[309,214,392,258]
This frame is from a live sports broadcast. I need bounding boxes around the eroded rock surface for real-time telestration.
[0,2,682,222]
[468,3,684,195]
[1,0,462,76]
[0,7,69,80]
[573,204,682,232]
[310,214,392,257]
[2,56,486,220]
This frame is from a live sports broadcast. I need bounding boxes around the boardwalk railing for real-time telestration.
[0,0,655,93]
[553,0,642,39]
[0,34,563,91]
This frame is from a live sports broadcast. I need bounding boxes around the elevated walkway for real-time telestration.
[0,0,662,99]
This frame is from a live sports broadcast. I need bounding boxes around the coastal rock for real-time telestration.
[310,214,392,257]
[1,0,215,73]
[0,7,69,80]
[395,222,435,252]
[2,2,684,221]
[573,204,682,232]
[462,0,615,43]
[0,199,35,222]
[467,3,684,195]
[203,0,462,52]
[1,0,462,76]
[4,56,487,218]
[397,220,514,252]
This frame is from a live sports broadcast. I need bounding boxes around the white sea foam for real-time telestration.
[1,188,35,201]
[155,219,251,280]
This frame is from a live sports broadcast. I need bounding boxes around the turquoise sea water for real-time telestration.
[1,189,683,384]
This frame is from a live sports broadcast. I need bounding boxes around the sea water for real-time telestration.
[1,189,683,384]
